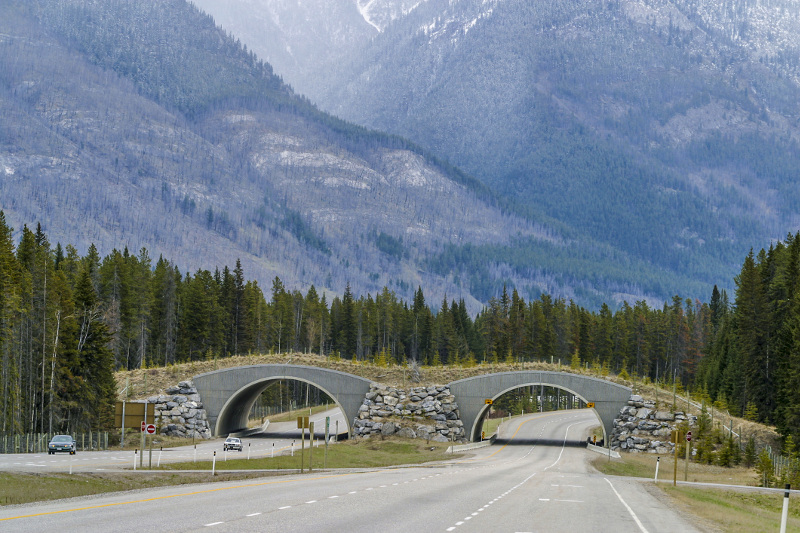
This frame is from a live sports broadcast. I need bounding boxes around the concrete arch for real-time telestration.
[448,371,631,442]
[192,365,372,437]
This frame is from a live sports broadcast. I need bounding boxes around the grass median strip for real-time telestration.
[1,438,458,506]
[161,438,455,471]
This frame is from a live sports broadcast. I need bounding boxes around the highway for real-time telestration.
[0,410,700,532]
[0,408,347,473]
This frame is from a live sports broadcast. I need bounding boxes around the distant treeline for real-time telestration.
[1,213,799,442]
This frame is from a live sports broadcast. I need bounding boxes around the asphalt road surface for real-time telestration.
[0,410,701,532]
[0,408,348,473]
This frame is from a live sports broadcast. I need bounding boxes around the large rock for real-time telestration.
[396,427,417,439]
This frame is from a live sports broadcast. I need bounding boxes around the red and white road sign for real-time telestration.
[686,431,692,442]
[145,424,156,435]
[141,421,146,432]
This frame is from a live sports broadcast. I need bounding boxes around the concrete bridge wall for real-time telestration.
[448,371,631,442]
[192,364,372,437]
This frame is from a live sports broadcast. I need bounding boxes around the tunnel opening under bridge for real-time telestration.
[448,371,631,444]
[243,379,347,440]
[475,384,602,445]
[192,365,372,438]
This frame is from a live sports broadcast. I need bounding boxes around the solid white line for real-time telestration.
[604,478,650,533]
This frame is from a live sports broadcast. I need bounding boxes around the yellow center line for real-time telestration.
[0,471,359,522]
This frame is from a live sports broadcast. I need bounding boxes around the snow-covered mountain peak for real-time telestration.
[357,0,427,32]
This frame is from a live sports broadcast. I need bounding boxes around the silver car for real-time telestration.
[48,434,76,455]
[223,437,243,451]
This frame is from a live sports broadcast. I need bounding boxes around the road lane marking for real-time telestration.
[278,506,291,510]
[246,513,261,516]
[604,478,650,533]
[205,522,223,526]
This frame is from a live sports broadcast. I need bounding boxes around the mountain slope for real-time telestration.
[3,0,649,312]
[192,0,800,304]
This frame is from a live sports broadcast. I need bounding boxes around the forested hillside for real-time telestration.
[199,0,800,306]
[5,215,799,445]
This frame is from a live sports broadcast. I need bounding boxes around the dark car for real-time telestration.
[48,434,76,455]
[223,437,243,451]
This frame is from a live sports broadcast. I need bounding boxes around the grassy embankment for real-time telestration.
[592,453,800,531]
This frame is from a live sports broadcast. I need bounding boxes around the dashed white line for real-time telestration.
[205,522,223,527]
[278,506,291,510]
[246,512,261,516]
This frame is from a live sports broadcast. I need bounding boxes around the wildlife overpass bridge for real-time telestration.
[193,365,630,441]
[193,364,372,437]
[448,371,631,442]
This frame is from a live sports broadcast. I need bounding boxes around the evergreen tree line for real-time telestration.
[696,231,800,444]
[2,213,799,444]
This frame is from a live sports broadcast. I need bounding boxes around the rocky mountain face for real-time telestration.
[191,0,800,305]
[1,0,580,312]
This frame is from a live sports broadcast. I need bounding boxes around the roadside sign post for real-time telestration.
[324,416,330,470]
[673,430,679,487]
[298,416,309,473]
[309,421,314,473]
[685,431,692,481]
[145,424,155,469]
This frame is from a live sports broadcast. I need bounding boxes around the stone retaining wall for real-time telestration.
[611,394,696,453]
[148,380,212,439]
[353,383,467,443]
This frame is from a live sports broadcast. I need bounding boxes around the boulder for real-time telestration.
[396,427,417,439]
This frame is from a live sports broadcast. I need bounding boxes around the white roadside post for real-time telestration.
[158,447,162,467]
[654,457,660,482]
[780,484,791,533]
[272,443,274,458]
[248,442,251,460]
[212,450,216,476]
[133,449,137,470]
